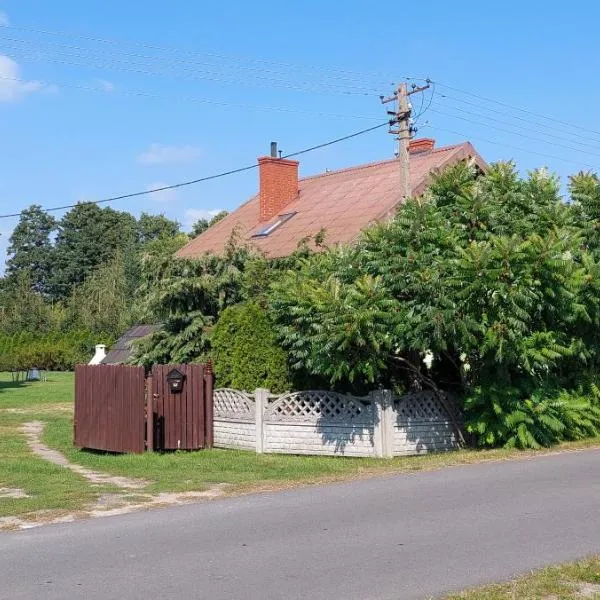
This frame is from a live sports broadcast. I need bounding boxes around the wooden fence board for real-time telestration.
[74,364,146,453]
[74,363,212,453]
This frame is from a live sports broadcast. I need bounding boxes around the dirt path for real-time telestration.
[21,421,148,489]
[0,422,228,531]
[1,403,73,414]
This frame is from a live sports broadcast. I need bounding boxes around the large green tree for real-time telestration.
[50,203,137,299]
[137,212,181,245]
[569,171,600,255]
[5,204,56,294]
[0,271,66,334]
[131,239,252,367]
[269,162,600,448]
[66,254,131,337]
[190,210,229,237]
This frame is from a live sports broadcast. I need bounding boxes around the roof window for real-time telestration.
[252,212,297,237]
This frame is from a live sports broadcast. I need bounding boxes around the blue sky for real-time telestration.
[1,1,599,268]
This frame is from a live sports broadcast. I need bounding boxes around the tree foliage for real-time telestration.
[191,210,229,237]
[5,204,56,294]
[4,160,600,451]
[268,162,600,447]
[0,205,186,368]
[131,239,252,368]
[211,302,291,392]
[137,213,181,245]
[0,271,66,334]
[66,254,131,338]
[50,203,137,299]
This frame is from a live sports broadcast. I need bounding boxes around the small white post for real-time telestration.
[254,388,269,454]
[372,389,394,458]
[372,390,385,458]
[381,389,395,458]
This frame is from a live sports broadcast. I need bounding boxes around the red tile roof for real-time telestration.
[177,141,486,259]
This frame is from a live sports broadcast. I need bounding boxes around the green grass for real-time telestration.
[0,372,109,520]
[0,371,74,409]
[44,416,600,496]
[0,422,99,519]
[2,371,600,522]
[446,556,600,599]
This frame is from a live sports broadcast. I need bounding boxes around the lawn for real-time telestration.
[0,373,106,520]
[2,371,600,524]
[446,556,600,599]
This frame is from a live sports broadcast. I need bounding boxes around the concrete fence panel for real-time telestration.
[213,387,459,458]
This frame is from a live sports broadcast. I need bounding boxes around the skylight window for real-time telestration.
[252,212,297,237]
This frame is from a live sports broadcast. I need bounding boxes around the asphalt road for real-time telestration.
[2,449,600,600]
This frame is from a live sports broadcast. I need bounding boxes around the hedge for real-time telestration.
[0,330,112,371]
[210,302,292,393]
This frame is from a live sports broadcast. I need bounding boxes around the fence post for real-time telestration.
[146,375,154,452]
[372,390,384,458]
[381,389,394,458]
[372,390,394,458]
[254,388,269,454]
[204,362,214,449]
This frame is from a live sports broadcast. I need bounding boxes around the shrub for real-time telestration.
[0,330,111,371]
[465,384,600,449]
[211,302,292,393]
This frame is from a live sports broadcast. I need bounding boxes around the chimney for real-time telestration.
[409,138,435,154]
[258,142,299,222]
[89,344,107,365]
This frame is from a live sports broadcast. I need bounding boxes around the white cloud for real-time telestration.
[97,79,115,92]
[146,182,177,203]
[41,83,59,95]
[137,143,202,166]
[184,208,225,230]
[0,11,9,26]
[0,54,52,102]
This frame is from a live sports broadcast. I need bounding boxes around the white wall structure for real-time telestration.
[213,388,459,458]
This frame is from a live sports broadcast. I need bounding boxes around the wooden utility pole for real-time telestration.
[381,82,430,200]
[396,83,411,199]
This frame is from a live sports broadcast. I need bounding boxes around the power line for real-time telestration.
[428,108,600,159]
[0,37,381,95]
[432,80,600,139]
[4,23,598,139]
[0,33,389,92]
[0,24,419,90]
[427,124,596,170]
[2,46,378,96]
[412,80,436,124]
[434,90,600,145]
[0,75,381,121]
[283,122,390,158]
[431,98,600,150]
[0,121,390,220]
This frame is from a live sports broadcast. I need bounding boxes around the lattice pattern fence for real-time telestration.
[213,388,255,419]
[212,387,460,457]
[265,391,371,423]
[394,391,450,422]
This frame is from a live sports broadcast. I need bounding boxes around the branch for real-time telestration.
[392,355,466,447]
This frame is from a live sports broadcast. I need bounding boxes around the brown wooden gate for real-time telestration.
[74,364,146,453]
[150,363,213,450]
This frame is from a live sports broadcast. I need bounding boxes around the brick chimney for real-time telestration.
[409,138,435,154]
[258,142,299,222]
